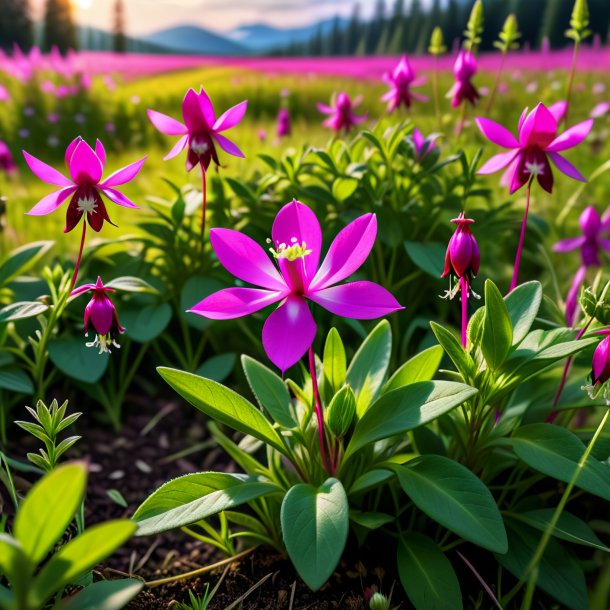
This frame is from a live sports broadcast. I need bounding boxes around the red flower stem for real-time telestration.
[564,41,580,127]
[509,179,533,293]
[70,222,87,290]
[200,163,207,252]
[308,346,332,474]
[460,276,469,348]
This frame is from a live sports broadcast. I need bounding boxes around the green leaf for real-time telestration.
[48,338,109,384]
[107,489,128,508]
[281,478,349,591]
[504,281,542,345]
[482,280,513,370]
[0,534,31,598]
[14,462,87,564]
[134,472,281,536]
[0,241,53,288]
[0,366,33,393]
[0,301,48,323]
[349,469,393,494]
[180,276,226,331]
[195,353,236,383]
[511,424,610,500]
[59,579,144,610]
[158,368,285,452]
[430,322,474,379]
[122,302,171,343]
[345,381,477,459]
[332,177,358,201]
[384,345,443,393]
[496,521,588,610]
[322,327,346,396]
[349,510,393,530]
[31,521,136,606]
[104,276,158,294]
[394,456,507,552]
[404,241,445,278]
[326,385,357,438]
[242,356,296,428]
[397,533,462,610]
[346,320,391,416]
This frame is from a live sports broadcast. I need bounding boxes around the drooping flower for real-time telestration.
[583,329,610,399]
[448,50,479,108]
[317,93,367,134]
[412,128,438,162]
[23,136,146,233]
[190,200,403,372]
[70,277,125,354]
[553,206,610,325]
[147,87,247,172]
[0,140,17,174]
[276,107,291,138]
[381,56,428,112]
[476,102,593,194]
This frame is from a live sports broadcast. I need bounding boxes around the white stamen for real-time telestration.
[191,139,209,155]
[525,161,545,176]
[77,195,98,215]
[86,334,120,354]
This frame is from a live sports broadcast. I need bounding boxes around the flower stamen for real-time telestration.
[267,237,312,261]
[77,195,98,215]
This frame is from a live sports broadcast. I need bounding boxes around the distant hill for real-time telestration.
[142,25,247,56]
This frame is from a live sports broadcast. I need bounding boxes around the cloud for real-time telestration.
[155,0,355,9]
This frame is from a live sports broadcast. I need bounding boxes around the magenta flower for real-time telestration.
[190,200,403,372]
[448,50,479,108]
[412,129,438,162]
[441,213,480,281]
[147,87,247,172]
[0,140,17,174]
[591,102,610,119]
[553,206,610,325]
[23,136,146,233]
[381,56,427,112]
[592,330,610,387]
[71,277,125,354]
[317,93,367,134]
[276,107,291,138]
[476,103,593,194]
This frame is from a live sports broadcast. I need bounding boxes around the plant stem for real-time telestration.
[200,162,207,255]
[70,222,87,290]
[509,179,533,293]
[460,276,469,348]
[486,52,506,114]
[308,346,332,474]
[564,41,580,127]
[433,56,441,129]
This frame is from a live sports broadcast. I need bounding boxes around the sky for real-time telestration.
[30,0,381,36]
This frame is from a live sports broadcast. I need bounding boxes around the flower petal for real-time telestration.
[548,100,568,124]
[209,228,287,291]
[316,103,334,114]
[566,265,586,326]
[164,134,189,160]
[64,136,83,166]
[546,119,593,152]
[548,151,587,182]
[26,186,76,216]
[475,117,519,148]
[182,88,207,132]
[553,236,586,252]
[478,149,519,174]
[213,100,247,132]
[70,283,96,298]
[309,281,403,319]
[69,140,103,185]
[213,133,244,158]
[100,156,146,187]
[197,87,215,126]
[189,287,282,320]
[95,139,107,167]
[23,151,72,187]
[310,213,377,290]
[262,296,316,372]
[271,200,322,283]
[100,187,139,209]
[519,103,557,148]
[147,109,188,136]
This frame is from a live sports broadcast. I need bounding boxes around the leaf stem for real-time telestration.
[70,222,87,290]
[308,346,332,475]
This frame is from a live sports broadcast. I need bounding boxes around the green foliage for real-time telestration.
[428,26,446,56]
[566,0,591,43]
[494,14,521,52]
[463,0,484,52]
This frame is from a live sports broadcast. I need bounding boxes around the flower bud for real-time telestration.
[441,212,480,280]
[326,385,356,438]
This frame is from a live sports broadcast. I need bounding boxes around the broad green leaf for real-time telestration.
[346,320,391,416]
[242,356,296,428]
[0,366,33,394]
[504,281,542,345]
[195,353,236,383]
[496,522,588,610]
[395,456,507,552]
[322,328,346,396]
[397,533,462,610]
[349,469,393,494]
[122,302,171,342]
[384,345,443,393]
[511,424,610,500]
[405,241,446,278]
[31,521,136,606]
[281,478,349,591]
[349,510,393,529]
[345,381,477,459]
[430,322,474,379]
[59,579,144,610]
[134,472,281,535]
[180,276,226,330]
[0,241,53,288]
[104,276,158,294]
[48,338,109,384]
[0,534,31,598]
[332,177,358,201]
[158,368,285,452]
[482,280,513,370]
[14,462,87,564]
[0,301,48,323]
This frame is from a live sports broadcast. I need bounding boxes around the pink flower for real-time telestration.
[441,213,480,281]
[147,87,247,172]
[412,128,438,162]
[448,50,479,108]
[71,277,125,354]
[190,200,403,372]
[591,102,610,119]
[0,140,17,174]
[276,107,291,138]
[381,55,427,112]
[476,103,593,194]
[317,92,367,134]
[23,136,146,233]
[0,84,10,101]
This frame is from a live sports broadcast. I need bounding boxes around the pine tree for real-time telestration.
[329,15,342,55]
[343,3,362,54]
[406,0,425,52]
[541,0,571,47]
[443,0,461,50]
[0,0,33,51]
[366,0,386,54]
[43,0,77,53]
[113,0,127,53]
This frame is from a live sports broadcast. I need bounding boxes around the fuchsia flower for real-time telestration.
[0,140,17,174]
[190,200,403,372]
[23,136,146,233]
[317,93,367,134]
[441,213,480,282]
[412,129,438,162]
[476,103,593,194]
[147,87,247,171]
[591,330,610,387]
[381,56,427,112]
[71,277,124,354]
[448,50,479,108]
[277,107,291,138]
[553,206,610,325]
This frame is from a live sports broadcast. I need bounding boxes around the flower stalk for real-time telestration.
[509,178,533,292]
[309,346,332,474]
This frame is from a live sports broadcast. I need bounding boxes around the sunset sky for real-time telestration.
[30,0,380,36]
